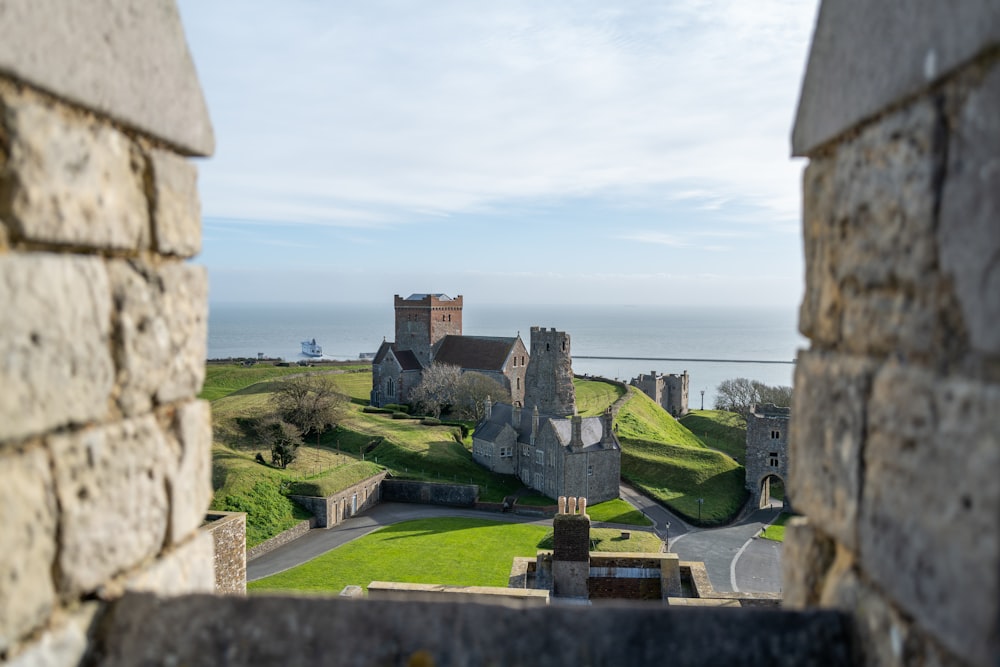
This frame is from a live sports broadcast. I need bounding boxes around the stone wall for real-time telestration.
[785,6,1000,666]
[0,2,215,661]
[290,471,387,527]
[203,512,246,595]
[744,404,789,509]
[245,519,314,562]
[523,327,576,416]
[381,479,479,507]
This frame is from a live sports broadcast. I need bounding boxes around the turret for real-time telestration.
[523,327,576,416]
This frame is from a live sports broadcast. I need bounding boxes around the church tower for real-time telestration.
[393,293,463,366]
[523,327,576,416]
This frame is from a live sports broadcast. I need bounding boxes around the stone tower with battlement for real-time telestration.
[523,327,576,416]
[393,293,463,367]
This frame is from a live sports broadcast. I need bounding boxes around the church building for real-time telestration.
[471,327,621,504]
[370,294,528,407]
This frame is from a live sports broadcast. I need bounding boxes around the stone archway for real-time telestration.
[756,473,786,510]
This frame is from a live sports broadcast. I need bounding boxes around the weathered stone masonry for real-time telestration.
[0,0,216,660]
[744,404,789,509]
[784,5,1000,666]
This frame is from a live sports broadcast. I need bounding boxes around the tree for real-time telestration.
[409,363,462,418]
[253,417,303,469]
[271,375,346,446]
[452,371,509,421]
[714,377,792,421]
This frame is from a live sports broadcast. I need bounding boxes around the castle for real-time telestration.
[630,370,689,417]
[370,294,528,407]
[472,327,621,504]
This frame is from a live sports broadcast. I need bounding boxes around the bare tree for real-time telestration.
[271,375,346,446]
[410,363,462,418]
[453,372,509,421]
[714,377,792,420]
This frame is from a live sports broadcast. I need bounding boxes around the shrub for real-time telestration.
[420,417,442,426]
[440,421,470,438]
[362,406,393,414]
[383,403,409,413]
[391,411,411,420]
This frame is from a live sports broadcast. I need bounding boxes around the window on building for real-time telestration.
[546,343,550,351]
[536,449,544,465]
[771,430,781,439]
[500,446,512,458]
[534,473,543,489]
[516,377,520,390]
[548,452,554,467]
[521,355,525,365]
[769,452,779,467]
[387,378,395,397]
[587,465,594,477]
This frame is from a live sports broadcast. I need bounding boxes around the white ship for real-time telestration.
[301,338,323,357]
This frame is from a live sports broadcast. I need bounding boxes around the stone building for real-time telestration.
[472,328,621,504]
[630,370,689,417]
[744,404,789,509]
[371,293,528,407]
[1,2,997,666]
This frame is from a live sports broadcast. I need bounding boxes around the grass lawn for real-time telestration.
[680,410,747,464]
[586,498,653,526]
[760,512,791,542]
[249,518,550,593]
[573,377,626,416]
[536,527,662,553]
[616,389,748,525]
[199,362,368,401]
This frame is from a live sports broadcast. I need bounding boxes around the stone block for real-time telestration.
[798,157,840,346]
[3,602,100,667]
[204,512,246,596]
[110,260,207,416]
[0,90,149,250]
[792,0,1000,156]
[149,148,201,257]
[98,594,853,666]
[939,62,1000,356]
[125,531,215,596]
[0,0,214,155]
[788,350,875,550]
[0,254,113,441]
[165,400,213,544]
[0,447,57,654]
[49,416,171,595]
[861,365,1000,667]
[781,517,836,609]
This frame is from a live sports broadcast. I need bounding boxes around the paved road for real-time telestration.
[248,491,785,594]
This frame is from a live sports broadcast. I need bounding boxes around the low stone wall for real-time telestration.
[203,511,246,595]
[290,471,387,528]
[367,581,550,606]
[246,519,314,562]
[381,480,478,507]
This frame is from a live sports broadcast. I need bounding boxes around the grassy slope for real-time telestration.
[573,377,626,416]
[249,517,663,593]
[616,388,747,525]
[200,363,368,401]
[679,410,747,464]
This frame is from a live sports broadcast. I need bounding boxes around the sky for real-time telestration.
[177,1,819,307]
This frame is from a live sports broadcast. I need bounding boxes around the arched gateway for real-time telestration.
[744,404,790,510]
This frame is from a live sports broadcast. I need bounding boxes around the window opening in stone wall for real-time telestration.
[546,343,550,351]
[534,473,543,489]
[516,377,520,390]
[387,378,395,397]
[769,453,779,467]
[588,465,594,476]
[536,449,544,464]
[771,430,780,439]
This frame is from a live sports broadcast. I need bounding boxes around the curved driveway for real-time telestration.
[248,490,784,594]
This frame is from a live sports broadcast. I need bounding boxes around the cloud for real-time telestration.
[180,0,817,228]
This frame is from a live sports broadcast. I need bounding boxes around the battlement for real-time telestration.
[523,327,576,416]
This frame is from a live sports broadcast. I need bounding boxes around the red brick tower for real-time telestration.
[393,293,463,366]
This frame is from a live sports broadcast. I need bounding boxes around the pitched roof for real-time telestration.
[433,335,515,371]
[373,341,423,371]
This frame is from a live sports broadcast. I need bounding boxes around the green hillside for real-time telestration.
[615,388,747,525]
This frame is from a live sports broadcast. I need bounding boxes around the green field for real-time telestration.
[680,410,747,463]
[249,517,661,593]
[616,389,747,525]
[249,518,551,592]
[760,512,791,542]
[586,498,652,526]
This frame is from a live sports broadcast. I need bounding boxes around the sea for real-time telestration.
[207,302,807,409]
